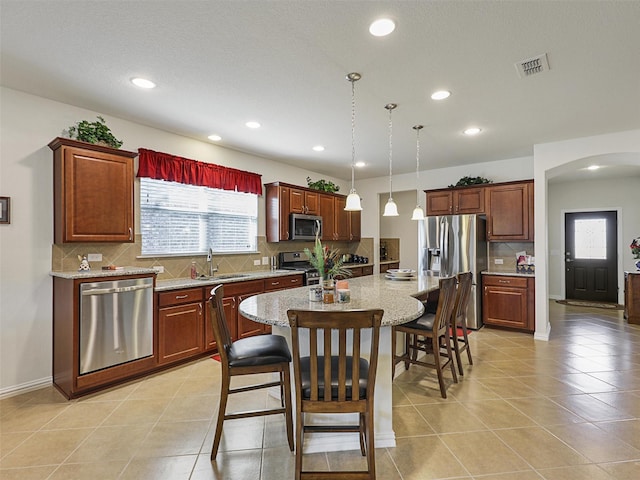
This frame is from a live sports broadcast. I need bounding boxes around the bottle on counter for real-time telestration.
[190,261,197,279]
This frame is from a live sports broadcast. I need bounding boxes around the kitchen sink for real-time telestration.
[198,273,251,280]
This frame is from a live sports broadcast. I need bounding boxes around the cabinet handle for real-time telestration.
[498,280,510,284]
[129,227,133,241]
[198,304,202,315]
[175,294,189,299]
[270,281,280,286]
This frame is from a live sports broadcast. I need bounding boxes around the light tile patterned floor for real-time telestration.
[1,301,639,479]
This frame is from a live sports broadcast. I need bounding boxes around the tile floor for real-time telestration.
[1,301,640,479]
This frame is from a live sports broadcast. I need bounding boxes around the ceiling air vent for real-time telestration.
[515,53,550,78]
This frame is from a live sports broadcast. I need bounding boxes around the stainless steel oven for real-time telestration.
[279,251,320,285]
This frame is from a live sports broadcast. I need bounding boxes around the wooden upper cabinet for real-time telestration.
[349,210,361,241]
[426,187,485,216]
[49,137,136,243]
[334,196,350,241]
[319,193,336,241]
[290,188,319,215]
[266,182,355,243]
[426,190,453,216]
[265,183,290,242]
[486,181,533,241]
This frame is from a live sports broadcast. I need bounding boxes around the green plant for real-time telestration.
[306,176,340,193]
[304,236,351,280]
[448,176,492,188]
[67,116,123,149]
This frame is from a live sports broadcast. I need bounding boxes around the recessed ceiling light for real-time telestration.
[587,165,600,170]
[208,134,222,142]
[245,121,261,129]
[355,161,366,168]
[463,127,482,136]
[131,77,156,89]
[312,145,325,152]
[431,90,451,100]
[369,18,395,37]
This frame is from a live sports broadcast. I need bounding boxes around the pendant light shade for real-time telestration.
[344,72,362,211]
[411,124,425,220]
[382,103,398,217]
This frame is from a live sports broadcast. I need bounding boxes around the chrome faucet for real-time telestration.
[207,248,219,277]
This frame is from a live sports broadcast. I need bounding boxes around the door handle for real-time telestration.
[565,259,573,263]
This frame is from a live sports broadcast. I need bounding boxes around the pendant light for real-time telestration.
[344,72,362,211]
[383,103,399,216]
[411,125,425,220]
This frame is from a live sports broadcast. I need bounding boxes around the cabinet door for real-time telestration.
[486,182,531,241]
[362,265,374,276]
[158,302,204,364]
[305,191,320,215]
[349,211,361,241]
[279,186,291,240]
[319,194,336,241]
[237,292,264,337]
[53,140,135,243]
[290,187,305,214]
[483,285,528,329]
[334,196,350,240]
[426,191,453,216]
[454,188,485,214]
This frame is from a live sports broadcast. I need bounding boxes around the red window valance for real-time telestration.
[137,148,262,195]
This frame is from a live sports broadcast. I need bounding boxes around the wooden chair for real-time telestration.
[287,308,384,480]
[450,272,474,375]
[392,276,458,398]
[207,285,294,460]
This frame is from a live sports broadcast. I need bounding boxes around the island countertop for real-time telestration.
[239,273,441,327]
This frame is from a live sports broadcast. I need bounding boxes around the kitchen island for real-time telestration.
[239,273,441,453]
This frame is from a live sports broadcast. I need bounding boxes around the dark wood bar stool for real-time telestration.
[287,308,384,480]
[392,276,458,398]
[207,285,294,459]
[451,272,474,375]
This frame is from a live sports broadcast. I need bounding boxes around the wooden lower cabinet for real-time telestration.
[158,288,204,365]
[380,262,400,273]
[482,275,535,332]
[345,265,374,278]
[625,272,640,325]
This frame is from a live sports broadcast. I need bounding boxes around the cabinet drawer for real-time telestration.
[482,275,528,288]
[264,275,303,291]
[158,288,204,307]
[223,279,265,296]
[362,266,374,276]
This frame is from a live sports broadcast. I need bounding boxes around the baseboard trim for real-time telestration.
[0,377,52,399]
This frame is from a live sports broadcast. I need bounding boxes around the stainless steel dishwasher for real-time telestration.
[79,276,154,375]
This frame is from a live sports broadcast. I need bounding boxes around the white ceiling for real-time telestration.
[2,1,639,181]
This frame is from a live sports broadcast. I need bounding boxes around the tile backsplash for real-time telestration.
[488,242,534,273]
[52,236,373,281]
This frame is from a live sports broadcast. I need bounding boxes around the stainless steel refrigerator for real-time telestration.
[418,214,487,329]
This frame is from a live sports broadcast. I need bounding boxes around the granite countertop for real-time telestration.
[155,270,303,291]
[379,259,400,265]
[482,271,535,278]
[50,267,157,279]
[343,262,375,268]
[50,268,304,289]
[239,273,441,327]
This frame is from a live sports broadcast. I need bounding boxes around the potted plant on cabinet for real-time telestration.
[67,116,123,149]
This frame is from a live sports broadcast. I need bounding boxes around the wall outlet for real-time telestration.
[87,253,102,262]
[253,259,261,266]
[153,265,164,273]
[494,258,504,265]
[262,256,269,265]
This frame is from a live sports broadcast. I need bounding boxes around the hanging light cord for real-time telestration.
[415,125,422,205]
[350,77,356,193]
[386,104,396,200]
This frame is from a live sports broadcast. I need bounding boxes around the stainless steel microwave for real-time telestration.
[290,214,322,241]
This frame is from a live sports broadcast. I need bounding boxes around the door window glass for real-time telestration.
[574,218,607,259]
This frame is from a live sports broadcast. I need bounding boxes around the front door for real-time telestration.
[565,211,618,302]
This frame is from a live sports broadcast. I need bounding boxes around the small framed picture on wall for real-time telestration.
[0,197,10,224]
